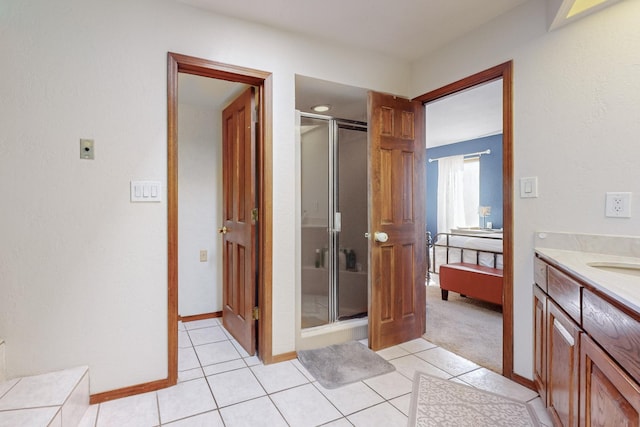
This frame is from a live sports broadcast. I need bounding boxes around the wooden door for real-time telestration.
[368,91,426,350]
[547,300,581,427]
[221,87,256,356]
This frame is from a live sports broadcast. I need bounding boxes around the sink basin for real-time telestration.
[588,262,640,278]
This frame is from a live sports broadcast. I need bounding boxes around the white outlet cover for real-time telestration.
[605,192,632,218]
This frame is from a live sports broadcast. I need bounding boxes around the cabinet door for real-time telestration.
[548,301,581,427]
[534,284,547,404]
[581,334,640,426]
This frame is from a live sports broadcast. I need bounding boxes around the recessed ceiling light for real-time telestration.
[312,105,331,113]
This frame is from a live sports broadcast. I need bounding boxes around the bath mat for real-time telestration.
[297,341,395,389]
[408,371,541,427]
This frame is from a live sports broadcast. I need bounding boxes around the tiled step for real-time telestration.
[0,366,89,427]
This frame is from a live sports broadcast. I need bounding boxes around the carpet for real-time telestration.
[408,372,541,427]
[424,283,502,373]
[297,341,395,389]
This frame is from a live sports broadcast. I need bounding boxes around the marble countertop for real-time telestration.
[535,247,640,311]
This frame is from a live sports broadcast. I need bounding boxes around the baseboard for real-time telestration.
[509,372,536,391]
[178,311,222,322]
[90,378,173,404]
[263,351,297,365]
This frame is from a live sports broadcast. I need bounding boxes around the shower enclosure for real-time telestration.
[299,112,368,329]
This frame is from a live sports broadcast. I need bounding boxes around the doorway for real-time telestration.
[414,61,514,379]
[167,53,274,385]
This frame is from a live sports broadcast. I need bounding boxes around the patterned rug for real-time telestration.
[408,372,541,427]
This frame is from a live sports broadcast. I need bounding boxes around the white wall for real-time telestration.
[178,102,222,316]
[0,0,410,394]
[410,0,640,378]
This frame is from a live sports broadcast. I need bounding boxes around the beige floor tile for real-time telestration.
[194,340,241,367]
[363,371,413,400]
[414,346,480,376]
[97,391,158,427]
[219,396,288,427]
[375,345,410,360]
[250,361,309,394]
[347,401,407,427]
[398,338,437,353]
[457,368,539,402]
[207,368,266,407]
[163,410,224,426]
[271,383,342,427]
[157,378,216,424]
[390,354,451,381]
[187,326,228,346]
[314,381,384,416]
[388,393,412,416]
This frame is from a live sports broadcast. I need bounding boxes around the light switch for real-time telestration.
[130,181,162,202]
[520,177,538,198]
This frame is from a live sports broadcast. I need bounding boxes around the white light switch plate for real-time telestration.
[130,181,162,202]
[520,177,538,198]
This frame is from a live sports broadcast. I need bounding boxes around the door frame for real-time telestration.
[167,52,274,385]
[413,61,515,380]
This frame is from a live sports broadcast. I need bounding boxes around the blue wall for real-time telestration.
[426,134,503,239]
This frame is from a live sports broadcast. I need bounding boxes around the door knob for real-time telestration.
[374,232,389,242]
[218,226,229,234]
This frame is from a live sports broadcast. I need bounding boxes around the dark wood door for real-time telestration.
[221,87,256,356]
[548,300,581,427]
[368,91,426,350]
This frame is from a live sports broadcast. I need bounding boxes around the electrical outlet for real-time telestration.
[199,250,207,262]
[605,192,632,218]
[80,139,94,160]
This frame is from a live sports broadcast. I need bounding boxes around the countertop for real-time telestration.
[536,247,640,313]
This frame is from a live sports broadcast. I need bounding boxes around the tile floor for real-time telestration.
[79,318,553,427]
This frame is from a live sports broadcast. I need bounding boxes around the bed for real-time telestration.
[428,230,504,306]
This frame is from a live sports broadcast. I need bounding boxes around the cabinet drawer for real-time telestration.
[534,257,548,292]
[583,289,640,385]
[548,266,582,325]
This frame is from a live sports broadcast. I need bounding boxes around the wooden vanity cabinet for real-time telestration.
[534,254,640,427]
[580,334,640,426]
[547,300,581,427]
[534,284,547,404]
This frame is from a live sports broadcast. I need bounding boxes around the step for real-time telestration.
[0,365,89,427]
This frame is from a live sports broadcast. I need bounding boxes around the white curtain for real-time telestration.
[437,155,466,234]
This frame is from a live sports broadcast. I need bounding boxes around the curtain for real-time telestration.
[437,155,466,234]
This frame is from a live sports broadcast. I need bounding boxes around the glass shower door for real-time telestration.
[299,113,368,328]
[300,116,330,328]
[336,124,368,320]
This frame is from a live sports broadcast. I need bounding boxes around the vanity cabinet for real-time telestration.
[534,254,640,427]
[547,300,581,427]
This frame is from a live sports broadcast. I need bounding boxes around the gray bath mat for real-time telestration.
[297,341,395,389]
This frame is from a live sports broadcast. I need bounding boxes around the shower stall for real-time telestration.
[299,113,369,330]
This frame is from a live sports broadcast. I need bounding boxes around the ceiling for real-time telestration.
[177,0,617,146]
[178,0,529,61]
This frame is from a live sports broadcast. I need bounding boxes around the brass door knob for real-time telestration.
[218,226,229,234]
